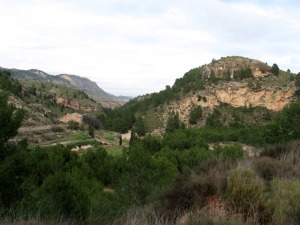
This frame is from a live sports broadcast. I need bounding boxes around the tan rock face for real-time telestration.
[55,96,102,112]
[60,112,83,124]
[165,81,296,126]
[200,82,294,111]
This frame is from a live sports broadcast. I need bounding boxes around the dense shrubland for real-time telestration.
[1,84,300,224]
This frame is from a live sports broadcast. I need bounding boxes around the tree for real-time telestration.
[83,115,102,130]
[119,134,122,146]
[135,116,146,136]
[0,92,25,145]
[165,112,181,133]
[189,106,202,124]
[271,63,280,76]
[67,120,79,130]
[88,125,95,138]
[205,108,222,127]
[267,101,300,143]
[0,92,27,207]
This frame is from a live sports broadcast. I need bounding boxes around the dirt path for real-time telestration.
[18,125,66,133]
[18,125,52,133]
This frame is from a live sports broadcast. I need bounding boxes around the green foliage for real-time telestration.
[0,70,22,96]
[80,148,111,185]
[88,125,95,138]
[189,106,202,124]
[234,67,253,79]
[100,108,135,133]
[271,63,280,76]
[165,111,181,133]
[267,101,300,143]
[271,179,300,225]
[226,169,267,219]
[141,135,162,154]
[67,120,80,130]
[83,115,102,130]
[163,130,189,149]
[0,92,25,160]
[205,108,222,127]
[117,143,177,205]
[38,169,102,220]
[216,144,244,162]
[135,116,146,136]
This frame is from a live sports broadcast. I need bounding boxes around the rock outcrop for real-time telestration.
[202,56,272,79]
[60,112,83,124]
[167,81,296,126]
[56,96,102,112]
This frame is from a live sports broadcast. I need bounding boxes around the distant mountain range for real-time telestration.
[0,67,132,105]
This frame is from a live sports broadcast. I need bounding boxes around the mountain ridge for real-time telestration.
[0,66,128,107]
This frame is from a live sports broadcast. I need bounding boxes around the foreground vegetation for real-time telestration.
[1,82,300,224]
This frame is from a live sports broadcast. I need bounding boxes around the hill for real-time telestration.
[0,67,128,108]
[0,70,103,126]
[101,56,299,134]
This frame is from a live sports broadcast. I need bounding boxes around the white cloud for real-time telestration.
[0,0,300,96]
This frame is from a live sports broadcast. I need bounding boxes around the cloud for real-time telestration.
[0,0,300,96]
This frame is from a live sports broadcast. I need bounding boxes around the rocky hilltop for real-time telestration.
[202,56,272,79]
[116,56,298,135]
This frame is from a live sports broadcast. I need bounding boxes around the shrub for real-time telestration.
[158,161,231,221]
[51,125,65,133]
[261,142,290,159]
[38,170,102,221]
[216,144,244,162]
[67,120,79,130]
[189,106,202,125]
[186,217,246,225]
[225,169,271,222]
[83,115,102,130]
[271,179,300,225]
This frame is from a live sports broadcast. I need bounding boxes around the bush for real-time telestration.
[261,142,291,159]
[253,157,282,182]
[83,115,102,130]
[158,161,230,221]
[189,106,202,125]
[271,179,300,225]
[38,170,102,220]
[67,120,79,130]
[216,144,244,162]
[51,125,65,133]
[225,169,271,222]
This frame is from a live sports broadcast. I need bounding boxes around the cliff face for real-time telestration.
[167,81,296,126]
[56,97,102,112]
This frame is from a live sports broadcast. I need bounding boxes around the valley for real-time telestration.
[1,56,300,225]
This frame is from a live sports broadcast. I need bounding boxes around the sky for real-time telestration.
[0,0,300,97]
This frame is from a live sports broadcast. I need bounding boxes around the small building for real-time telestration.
[60,112,83,124]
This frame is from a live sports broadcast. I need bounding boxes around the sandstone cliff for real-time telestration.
[166,81,296,126]
[56,96,102,112]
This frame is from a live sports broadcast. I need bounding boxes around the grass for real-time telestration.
[105,145,124,156]
[73,131,88,140]
[103,130,117,142]
[144,107,164,133]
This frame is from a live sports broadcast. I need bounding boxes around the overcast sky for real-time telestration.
[1,0,300,96]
